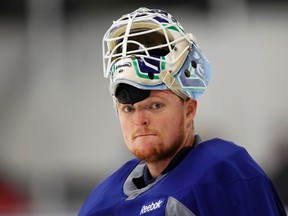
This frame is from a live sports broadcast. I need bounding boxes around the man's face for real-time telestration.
[117,90,197,163]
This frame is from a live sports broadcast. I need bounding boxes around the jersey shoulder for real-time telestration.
[187,138,266,184]
[79,158,140,215]
[170,138,287,215]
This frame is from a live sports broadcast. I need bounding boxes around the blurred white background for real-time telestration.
[0,0,287,214]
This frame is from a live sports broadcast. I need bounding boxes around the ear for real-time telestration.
[185,98,197,120]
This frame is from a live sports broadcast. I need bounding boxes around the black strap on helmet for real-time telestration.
[115,83,150,105]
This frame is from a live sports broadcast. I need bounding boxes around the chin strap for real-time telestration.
[159,70,189,100]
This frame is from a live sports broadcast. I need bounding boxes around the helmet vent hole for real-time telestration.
[184,69,190,78]
[191,60,197,69]
[148,72,154,80]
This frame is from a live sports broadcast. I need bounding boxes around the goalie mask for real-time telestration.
[103,7,211,102]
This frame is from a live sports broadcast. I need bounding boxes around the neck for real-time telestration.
[146,159,171,179]
[146,134,194,178]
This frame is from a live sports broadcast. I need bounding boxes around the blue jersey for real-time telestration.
[79,138,286,215]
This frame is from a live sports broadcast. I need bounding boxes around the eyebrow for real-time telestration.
[116,90,172,107]
[150,90,171,97]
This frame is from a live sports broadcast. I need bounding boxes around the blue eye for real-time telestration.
[151,103,162,109]
[123,105,135,113]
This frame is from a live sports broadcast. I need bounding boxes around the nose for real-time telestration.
[134,109,149,126]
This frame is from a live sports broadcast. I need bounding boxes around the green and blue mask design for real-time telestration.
[103,7,211,100]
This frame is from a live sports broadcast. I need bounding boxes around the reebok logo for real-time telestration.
[140,199,164,215]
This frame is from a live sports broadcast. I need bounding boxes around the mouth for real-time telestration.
[134,133,156,139]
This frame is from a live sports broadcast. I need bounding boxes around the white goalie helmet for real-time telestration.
[103,7,211,100]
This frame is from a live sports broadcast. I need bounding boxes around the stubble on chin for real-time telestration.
[129,133,185,163]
